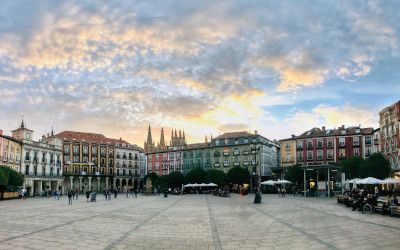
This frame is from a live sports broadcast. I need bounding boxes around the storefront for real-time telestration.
[301,165,343,197]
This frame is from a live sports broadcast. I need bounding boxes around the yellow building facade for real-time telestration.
[279,138,296,169]
[0,132,22,172]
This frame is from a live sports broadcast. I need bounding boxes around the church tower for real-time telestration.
[11,117,34,141]
[144,125,155,151]
[159,127,166,150]
[170,128,187,148]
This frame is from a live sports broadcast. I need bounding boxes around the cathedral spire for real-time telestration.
[174,129,177,138]
[179,130,182,138]
[183,130,185,140]
[145,125,154,151]
[160,127,166,149]
[205,135,208,143]
[51,126,54,136]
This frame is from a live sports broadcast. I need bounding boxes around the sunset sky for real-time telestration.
[0,0,399,146]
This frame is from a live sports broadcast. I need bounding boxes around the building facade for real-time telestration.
[0,130,22,172]
[287,125,374,168]
[372,128,381,154]
[11,121,64,196]
[147,148,183,176]
[278,137,296,169]
[379,101,400,175]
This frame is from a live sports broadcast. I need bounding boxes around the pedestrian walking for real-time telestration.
[75,188,79,200]
[134,189,137,198]
[282,187,286,197]
[86,190,90,202]
[107,189,111,200]
[67,190,73,205]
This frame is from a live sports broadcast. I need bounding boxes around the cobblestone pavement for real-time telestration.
[0,194,399,250]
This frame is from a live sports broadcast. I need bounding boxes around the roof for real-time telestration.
[0,134,22,144]
[54,131,129,145]
[295,126,374,139]
[213,131,254,140]
[185,143,210,150]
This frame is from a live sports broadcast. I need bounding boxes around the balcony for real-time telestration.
[233,162,240,167]
[296,146,303,150]
[353,141,360,147]
[297,157,303,162]
[213,153,221,157]
[327,155,333,160]
[339,143,346,148]
[242,151,249,155]
[223,152,230,156]
[243,161,249,166]
[233,151,240,156]
[283,157,295,163]
[374,139,379,145]
[223,162,230,167]
[307,144,313,150]
[116,154,121,159]
[129,156,133,160]
[122,155,127,159]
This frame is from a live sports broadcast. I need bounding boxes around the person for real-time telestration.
[114,189,118,198]
[281,187,286,197]
[71,189,75,200]
[107,189,111,200]
[374,186,379,197]
[134,189,138,198]
[86,190,90,202]
[67,190,73,205]
[157,188,161,196]
[75,188,79,200]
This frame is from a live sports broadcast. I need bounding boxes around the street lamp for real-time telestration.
[250,143,261,192]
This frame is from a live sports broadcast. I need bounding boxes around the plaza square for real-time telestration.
[0,194,399,250]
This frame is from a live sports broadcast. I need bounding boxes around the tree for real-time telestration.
[206,169,226,186]
[227,167,250,185]
[0,168,9,189]
[359,153,391,179]
[0,166,23,188]
[285,164,303,185]
[168,171,185,188]
[158,175,169,190]
[339,157,363,179]
[185,167,206,184]
[145,172,159,186]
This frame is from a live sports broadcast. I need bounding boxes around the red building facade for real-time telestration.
[295,126,373,166]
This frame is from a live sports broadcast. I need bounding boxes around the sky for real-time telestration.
[0,0,399,146]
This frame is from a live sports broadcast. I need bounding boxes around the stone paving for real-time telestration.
[0,193,399,250]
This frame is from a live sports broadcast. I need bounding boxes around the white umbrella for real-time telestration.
[275,180,292,184]
[192,183,200,187]
[382,178,400,184]
[206,183,218,187]
[184,183,193,188]
[260,180,275,185]
[357,177,382,185]
[199,183,207,187]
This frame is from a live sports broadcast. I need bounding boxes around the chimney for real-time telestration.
[341,125,345,129]
[291,134,295,139]
[0,130,2,136]
[254,130,258,135]
[322,126,326,132]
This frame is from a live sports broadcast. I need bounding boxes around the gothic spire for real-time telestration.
[183,130,185,140]
[51,126,54,136]
[174,129,177,138]
[160,127,166,148]
[179,130,182,138]
[145,125,153,151]
[205,135,208,143]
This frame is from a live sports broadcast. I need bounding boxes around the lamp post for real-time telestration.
[250,143,261,192]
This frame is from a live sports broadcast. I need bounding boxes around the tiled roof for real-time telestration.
[295,126,374,139]
[0,135,22,144]
[185,143,210,150]
[54,131,129,145]
[213,131,254,140]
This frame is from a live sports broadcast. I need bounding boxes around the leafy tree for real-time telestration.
[359,153,391,179]
[339,157,363,179]
[168,171,185,188]
[185,167,206,184]
[0,168,9,189]
[227,167,250,185]
[206,169,227,186]
[285,164,303,185]
[0,166,23,188]
[145,172,159,186]
[158,175,170,190]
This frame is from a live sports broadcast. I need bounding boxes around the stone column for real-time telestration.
[88,177,92,191]
[97,177,101,191]
[79,177,83,193]
[48,180,51,192]
[106,177,109,189]
[39,180,43,195]
[113,178,116,189]
[120,178,123,187]
[69,176,74,190]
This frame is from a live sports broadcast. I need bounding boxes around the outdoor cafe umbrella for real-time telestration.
[275,180,292,184]
[260,180,275,185]
[356,177,382,185]
[382,177,400,184]
[206,183,218,187]
[192,183,201,187]
[184,183,194,188]
[199,183,208,187]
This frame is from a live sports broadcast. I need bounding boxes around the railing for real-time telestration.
[214,163,220,167]
[233,162,240,166]
[327,143,333,148]
[297,146,303,150]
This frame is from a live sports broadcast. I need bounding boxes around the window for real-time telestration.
[317,140,323,148]
[233,149,240,155]
[297,152,303,161]
[353,137,359,146]
[83,146,88,154]
[64,145,70,154]
[327,150,333,160]
[327,139,333,148]
[73,145,79,154]
[73,156,79,162]
[286,152,291,162]
[307,140,313,149]
[91,146,97,155]
[365,137,371,145]
[339,137,345,146]
[354,148,360,157]
[365,146,371,157]
[339,149,345,158]
[317,150,323,160]
[307,151,313,161]
[297,141,303,149]
[223,160,230,167]
[285,143,290,150]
